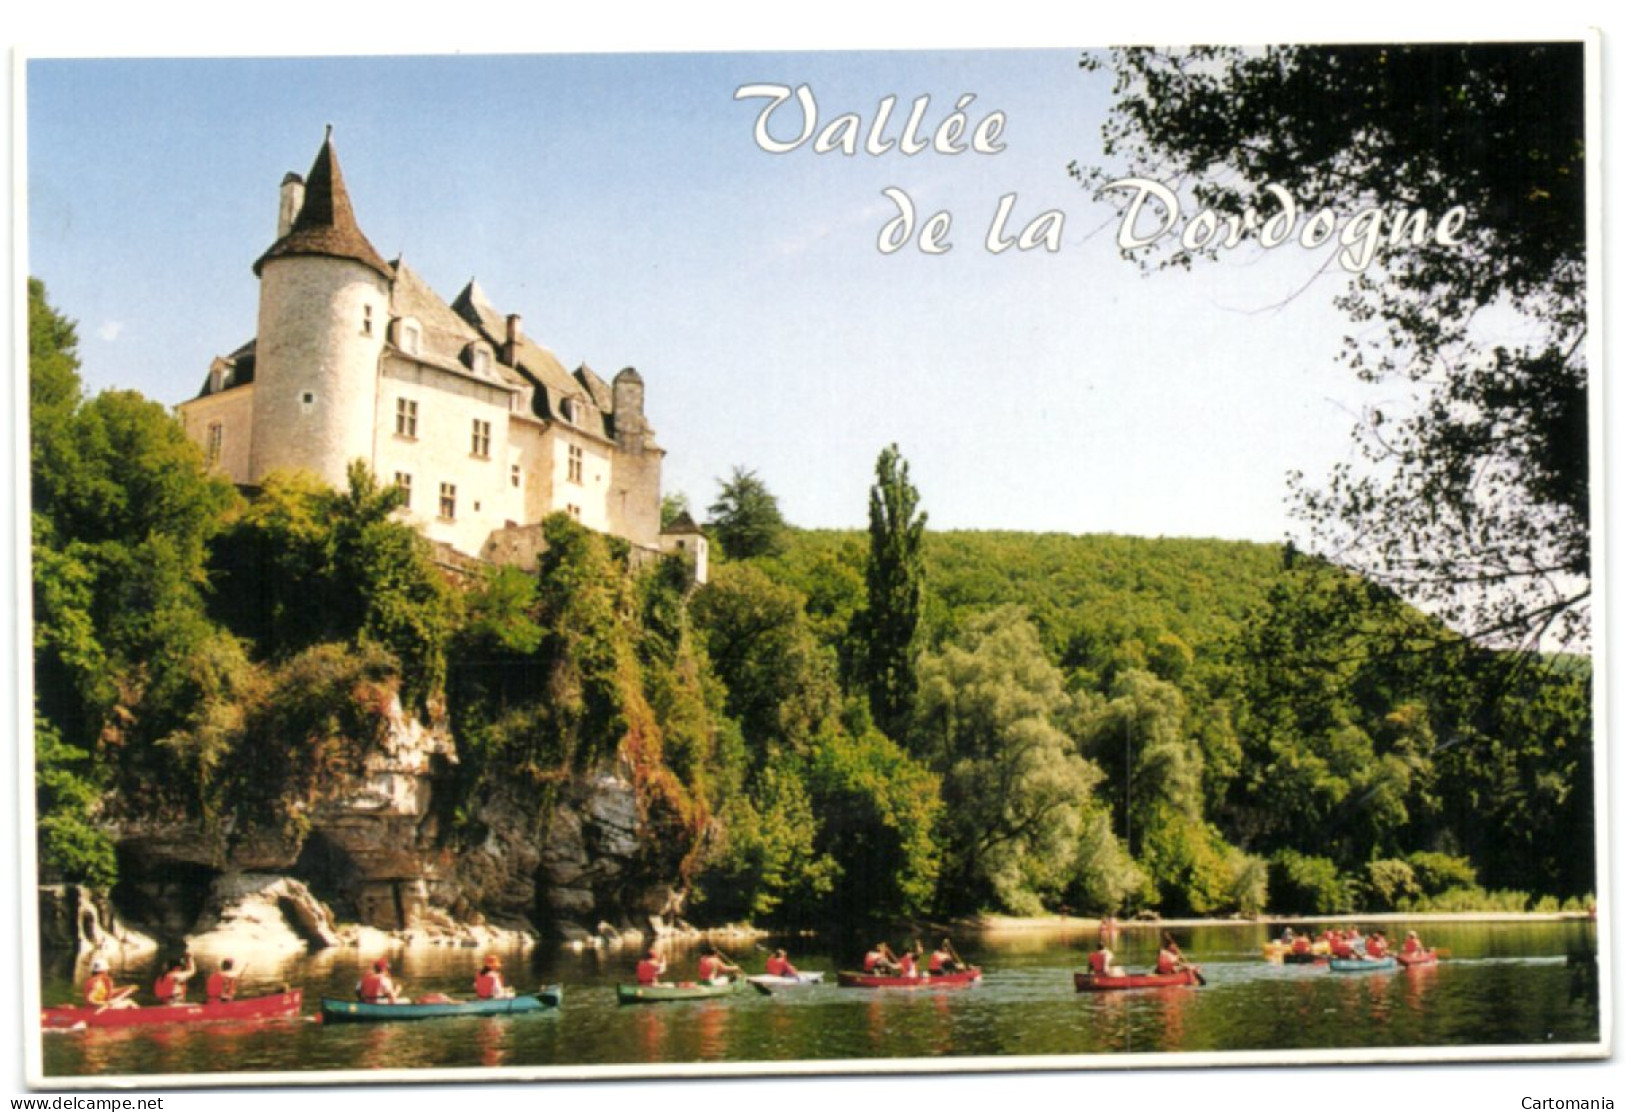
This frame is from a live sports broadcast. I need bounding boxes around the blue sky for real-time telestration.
[24,49,1399,543]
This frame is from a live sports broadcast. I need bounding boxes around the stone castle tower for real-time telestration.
[179,130,706,581]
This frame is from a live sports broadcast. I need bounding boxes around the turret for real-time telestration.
[248,128,393,488]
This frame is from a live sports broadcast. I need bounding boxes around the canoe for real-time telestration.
[319,988,561,1023]
[1329,956,1396,972]
[1074,969,1200,992]
[616,979,749,1004]
[836,968,982,989]
[1397,950,1438,967]
[43,990,303,1031]
[1281,951,1330,965]
[746,971,826,994]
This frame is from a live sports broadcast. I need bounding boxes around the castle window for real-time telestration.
[471,419,492,458]
[471,347,490,375]
[363,304,374,336]
[560,398,574,424]
[401,322,421,355]
[439,482,457,521]
[567,444,584,484]
[396,397,418,439]
[510,464,521,488]
[567,503,582,521]
[205,422,223,467]
[394,472,412,509]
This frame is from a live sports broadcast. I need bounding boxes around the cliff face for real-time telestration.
[75,690,675,954]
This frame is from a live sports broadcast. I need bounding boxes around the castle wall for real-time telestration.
[607,443,664,550]
[178,385,256,484]
[374,355,521,557]
[250,257,390,488]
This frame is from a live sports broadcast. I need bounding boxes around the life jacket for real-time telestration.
[765,955,787,976]
[475,970,503,999]
[698,955,722,982]
[898,953,917,977]
[635,958,663,986]
[1367,938,1388,958]
[154,972,186,1004]
[357,971,390,1003]
[205,971,236,1003]
[863,951,882,972]
[1291,935,1312,953]
[1402,937,1422,955]
[1155,949,1180,975]
[929,951,949,973]
[84,972,114,1006]
[1088,950,1111,974]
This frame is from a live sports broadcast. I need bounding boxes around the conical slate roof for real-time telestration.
[254,128,392,279]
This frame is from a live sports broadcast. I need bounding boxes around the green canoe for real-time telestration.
[616,979,749,1004]
[320,988,561,1023]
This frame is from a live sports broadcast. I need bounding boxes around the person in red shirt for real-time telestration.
[636,946,668,986]
[1087,942,1125,978]
[1290,932,1313,955]
[357,958,403,1004]
[1365,931,1389,959]
[1402,930,1424,955]
[896,946,921,978]
[474,954,514,999]
[863,943,900,975]
[696,945,740,984]
[83,956,136,1010]
[1155,932,1188,975]
[764,949,799,978]
[205,958,244,1003]
[928,939,963,974]
[153,954,195,1005]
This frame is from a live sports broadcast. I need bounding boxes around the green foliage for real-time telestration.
[1081,45,1589,651]
[850,444,927,741]
[1405,851,1479,896]
[707,466,788,560]
[1364,858,1420,911]
[34,715,117,887]
[210,463,452,712]
[693,764,837,922]
[804,725,942,922]
[914,608,1102,914]
[1268,850,1354,915]
[690,563,842,764]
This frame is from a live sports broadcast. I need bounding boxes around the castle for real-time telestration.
[178,129,706,581]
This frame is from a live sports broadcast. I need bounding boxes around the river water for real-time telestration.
[38,919,1599,1081]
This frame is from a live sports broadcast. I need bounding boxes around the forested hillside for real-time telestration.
[31,277,1594,937]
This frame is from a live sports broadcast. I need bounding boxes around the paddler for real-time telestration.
[696,944,741,985]
[475,953,515,999]
[1365,931,1389,959]
[896,944,922,979]
[1155,931,1188,975]
[153,953,196,1005]
[764,948,799,978]
[83,956,137,1010]
[205,957,245,1003]
[357,958,404,1004]
[928,938,965,974]
[1401,930,1425,956]
[1087,940,1125,978]
[863,942,901,975]
[636,945,668,986]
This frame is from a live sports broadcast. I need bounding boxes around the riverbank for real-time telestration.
[956,909,1596,933]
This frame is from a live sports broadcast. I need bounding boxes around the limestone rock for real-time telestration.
[187,873,342,954]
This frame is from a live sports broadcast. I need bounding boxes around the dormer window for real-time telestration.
[396,317,422,356]
[467,343,492,375]
[560,398,575,424]
[363,304,374,336]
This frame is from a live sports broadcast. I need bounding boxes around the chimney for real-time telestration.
[278,172,306,240]
[506,314,524,345]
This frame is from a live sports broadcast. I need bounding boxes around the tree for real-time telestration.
[1078,44,1588,653]
[851,444,927,741]
[707,466,788,560]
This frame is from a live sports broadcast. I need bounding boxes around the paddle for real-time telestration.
[946,939,968,973]
[94,985,137,1016]
[1191,964,1207,986]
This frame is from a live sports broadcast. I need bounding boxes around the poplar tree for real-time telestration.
[853,444,927,741]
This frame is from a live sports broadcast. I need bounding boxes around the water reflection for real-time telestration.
[41,919,1599,1080]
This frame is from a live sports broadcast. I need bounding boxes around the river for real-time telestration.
[38,918,1599,1082]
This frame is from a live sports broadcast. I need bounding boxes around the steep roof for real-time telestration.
[450,280,607,434]
[254,129,392,279]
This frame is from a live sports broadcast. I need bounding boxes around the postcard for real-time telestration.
[14,34,1611,1105]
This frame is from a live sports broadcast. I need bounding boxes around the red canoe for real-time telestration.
[1396,950,1438,967]
[42,990,304,1031]
[837,968,982,989]
[1074,969,1200,992]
